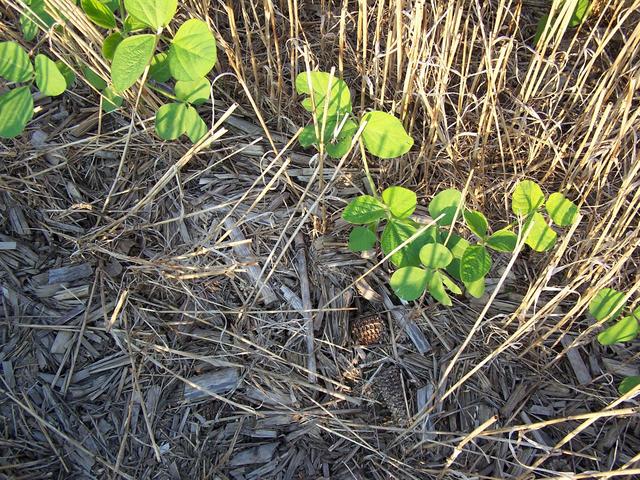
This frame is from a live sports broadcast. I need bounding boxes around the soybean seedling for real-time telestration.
[0,41,71,138]
[535,0,591,45]
[80,0,217,142]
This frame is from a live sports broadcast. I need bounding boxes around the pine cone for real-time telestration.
[374,366,406,422]
[350,315,385,345]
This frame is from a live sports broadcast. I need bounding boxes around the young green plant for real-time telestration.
[535,0,591,45]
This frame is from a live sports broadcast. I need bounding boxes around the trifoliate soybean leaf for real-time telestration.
[185,106,207,142]
[525,212,557,252]
[546,192,579,226]
[0,87,34,139]
[102,32,124,61]
[81,0,116,28]
[486,228,518,253]
[55,61,76,88]
[149,52,171,82]
[381,220,422,268]
[464,210,488,239]
[429,189,462,226]
[460,245,491,283]
[342,195,386,224]
[382,186,416,219]
[360,111,413,159]
[124,0,177,30]
[123,14,147,32]
[390,267,429,301]
[348,226,377,252]
[34,54,66,97]
[168,19,217,81]
[101,86,122,113]
[0,42,33,83]
[619,376,640,395]
[589,288,626,322]
[512,180,545,216]
[155,102,190,140]
[82,66,107,90]
[441,273,462,295]
[175,78,210,105]
[419,243,452,269]
[111,34,156,92]
[325,119,357,158]
[295,71,352,117]
[429,271,452,306]
[464,276,485,298]
[598,315,639,346]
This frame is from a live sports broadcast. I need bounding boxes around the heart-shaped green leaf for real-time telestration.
[185,106,207,142]
[360,111,413,159]
[295,71,352,117]
[34,54,67,97]
[598,315,639,345]
[168,19,217,81]
[546,192,579,226]
[589,288,626,322]
[464,210,489,239]
[429,189,462,226]
[486,228,518,252]
[460,245,491,283]
[81,0,116,29]
[111,34,156,92]
[175,77,210,105]
[390,267,429,301]
[419,243,452,269]
[342,195,386,224]
[155,102,190,140]
[0,42,33,83]
[382,186,417,219]
[348,226,377,252]
[0,87,34,138]
[525,212,557,252]
[124,0,177,30]
[512,180,545,216]
[102,32,124,61]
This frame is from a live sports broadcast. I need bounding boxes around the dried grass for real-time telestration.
[1,0,640,478]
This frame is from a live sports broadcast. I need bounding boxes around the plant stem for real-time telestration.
[358,140,377,197]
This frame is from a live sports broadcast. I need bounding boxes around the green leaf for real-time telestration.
[55,61,76,88]
[34,54,67,97]
[619,376,640,395]
[598,315,639,346]
[348,226,377,252]
[441,273,462,295]
[546,192,579,226]
[295,71,352,117]
[168,19,217,81]
[0,87,34,139]
[19,0,55,42]
[589,288,626,322]
[534,15,549,45]
[0,42,33,83]
[442,234,470,281]
[460,245,491,283]
[464,277,486,298]
[149,52,171,82]
[20,12,39,41]
[419,243,452,269]
[123,14,147,32]
[382,186,416,219]
[390,267,429,301]
[101,86,123,113]
[512,180,545,216]
[428,189,462,226]
[124,0,177,30]
[486,228,518,253]
[103,0,120,11]
[325,119,357,158]
[175,77,210,105]
[525,212,557,252]
[111,34,156,92]
[428,271,452,306]
[155,102,189,140]
[102,32,124,61]
[360,111,413,159]
[81,0,116,28]
[299,124,316,148]
[569,0,591,27]
[381,220,422,268]
[342,195,386,224]
[185,106,207,142]
[82,66,108,90]
[464,210,488,239]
